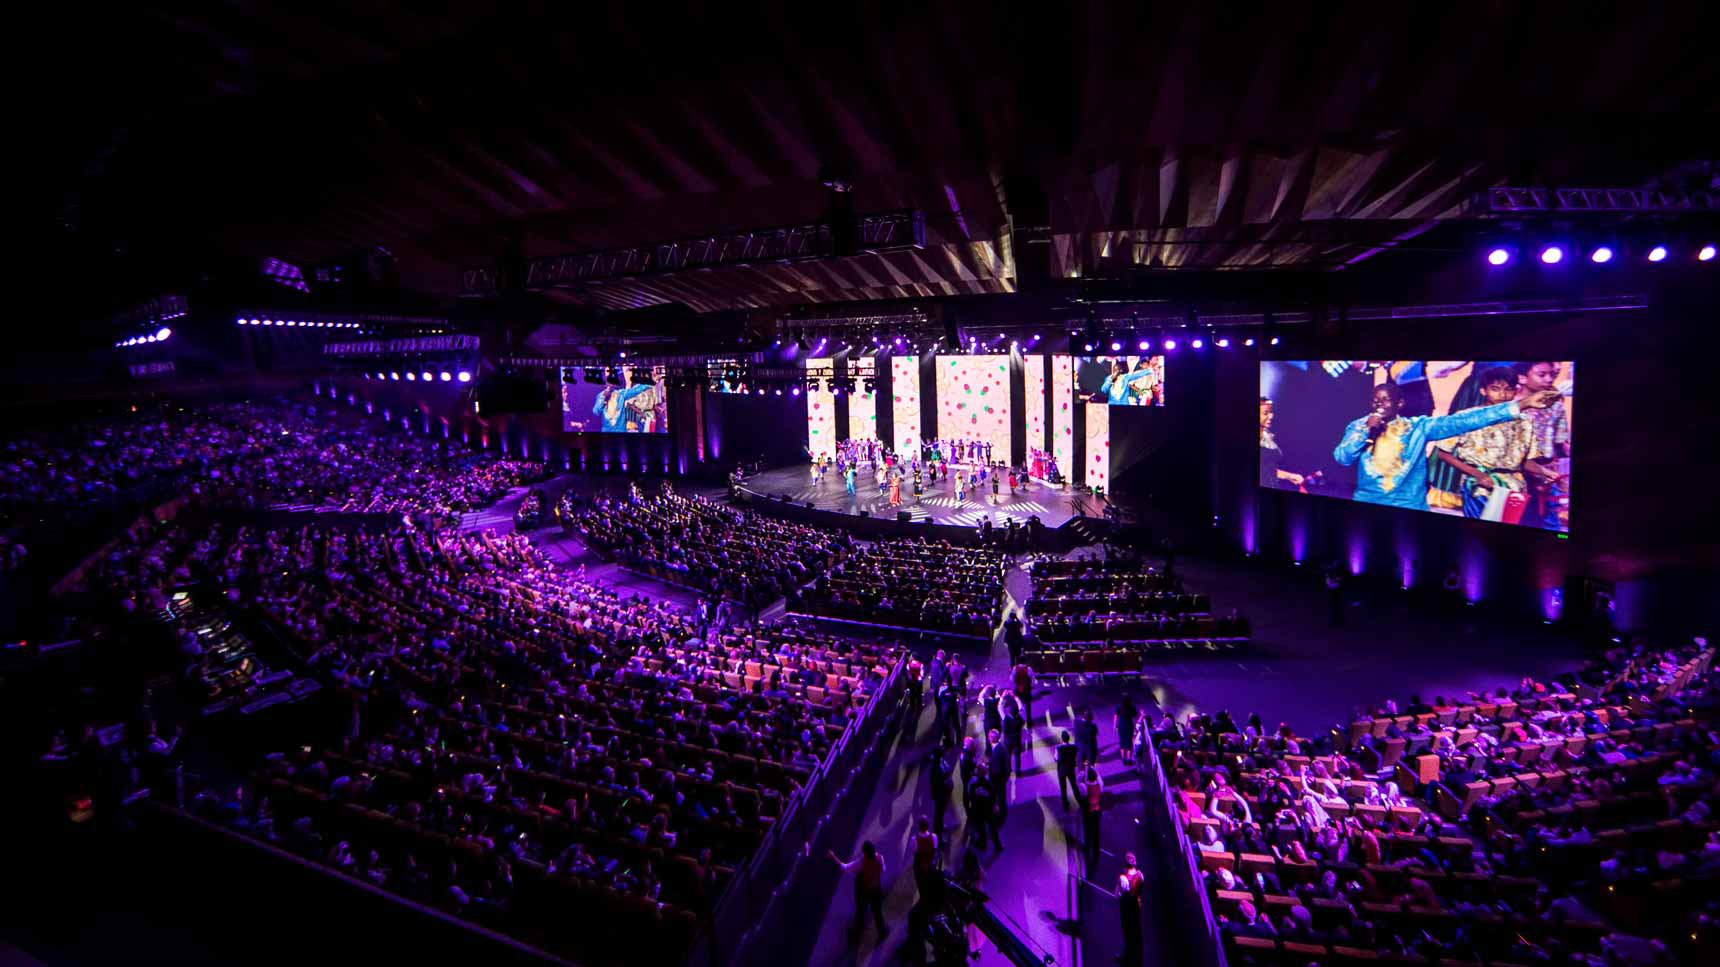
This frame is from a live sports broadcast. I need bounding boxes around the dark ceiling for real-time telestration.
[43,1,1719,322]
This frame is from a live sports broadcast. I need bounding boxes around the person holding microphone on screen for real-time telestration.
[1334,381,1559,510]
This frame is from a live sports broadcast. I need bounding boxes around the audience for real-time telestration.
[1155,641,1717,966]
[792,538,1004,637]
[574,490,852,608]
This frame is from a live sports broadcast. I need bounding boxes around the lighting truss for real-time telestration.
[1481,187,1719,214]
[463,210,925,293]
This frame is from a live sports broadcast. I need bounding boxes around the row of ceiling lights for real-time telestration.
[236,317,363,328]
[362,370,472,383]
[1486,241,1715,266]
[115,326,172,348]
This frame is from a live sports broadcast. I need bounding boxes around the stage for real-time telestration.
[718,463,1108,530]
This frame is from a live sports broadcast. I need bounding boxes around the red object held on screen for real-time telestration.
[1500,491,1528,525]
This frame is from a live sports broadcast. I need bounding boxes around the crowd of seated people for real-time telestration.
[573,490,852,608]
[174,522,898,965]
[1025,553,1248,649]
[0,399,546,562]
[1154,641,1717,967]
[790,538,1005,638]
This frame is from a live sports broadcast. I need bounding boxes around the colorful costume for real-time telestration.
[1333,401,1526,509]
[593,383,653,432]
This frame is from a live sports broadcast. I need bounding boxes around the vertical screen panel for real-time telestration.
[937,355,1011,459]
[805,357,835,460]
[847,357,878,443]
[1052,355,1075,480]
[891,354,922,454]
[1024,354,1047,453]
[1084,401,1110,489]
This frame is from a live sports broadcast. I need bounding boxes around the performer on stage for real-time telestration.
[954,470,965,503]
[1333,382,1559,509]
[889,472,902,507]
[844,463,857,496]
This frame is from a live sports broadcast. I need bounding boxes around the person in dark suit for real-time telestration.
[1055,731,1080,809]
[929,748,954,833]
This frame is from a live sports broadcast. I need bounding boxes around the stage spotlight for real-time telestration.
[1244,337,1256,347]
[1083,343,1093,352]
[406,372,416,381]
[1699,244,1716,262]
[791,386,801,396]
[1590,246,1614,264]
[390,372,400,380]
[456,371,472,383]
[419,371,432,382]
[1270,337,1280,345]
[1109,341,1121,351]
[1486,247,1511,266]
[1648,245,1668,262]
[1163,338,1177,351]
[439,371,452,382]
[1137,340,1149,351]
[1217,338,1230,348]
[774,388,782,396]
[1539,245,1564,264]
[262,319,273,326]
[1192,338,1204,349]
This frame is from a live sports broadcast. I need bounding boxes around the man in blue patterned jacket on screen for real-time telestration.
[1333,381,1560,510]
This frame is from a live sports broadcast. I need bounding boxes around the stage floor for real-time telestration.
[725,463,1101,529]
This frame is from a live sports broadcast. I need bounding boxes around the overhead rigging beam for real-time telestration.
[461,210,925,295]
[1479,187,1718,214]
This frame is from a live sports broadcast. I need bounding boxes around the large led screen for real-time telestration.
[561,366,668,433]
[806,357,836,460]
[1259,361,1572,531]
[1077,355,1165,406]
[891,355,922,455]
[937,355,1011,461]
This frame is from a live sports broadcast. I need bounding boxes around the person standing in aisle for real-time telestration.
[929,746,954,834]
[1118,852,1146,966]
[1074,707,1100,770]
[1080,766,1105,870]
[1055,730,1080,809]
[829,842,888,943]
[1002,692,1026,776]
[1011,658,1033,722]
[1115,695,1139,767]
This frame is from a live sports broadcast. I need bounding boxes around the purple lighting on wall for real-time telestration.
[1461,542,1487,604]
[1346,533,1365,575]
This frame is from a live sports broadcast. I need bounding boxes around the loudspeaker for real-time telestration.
[897,511,912,523]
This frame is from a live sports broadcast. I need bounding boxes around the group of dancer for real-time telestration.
[809,438,1052,509]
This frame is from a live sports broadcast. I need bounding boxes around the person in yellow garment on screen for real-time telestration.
[1333,381,1559,509]
[593,377,655,432]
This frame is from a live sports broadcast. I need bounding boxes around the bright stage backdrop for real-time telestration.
[1084,402,1110,489]
[847,357,878,443]
[805,357,836,460]
[890,355,922,455]
[1051,355,1075,480]
[1024,354,1046,453]
[937,355,1011,459]
[1259,360,1573,532]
